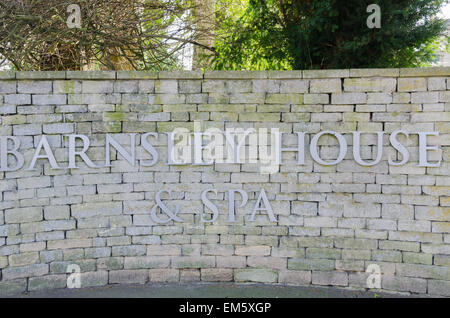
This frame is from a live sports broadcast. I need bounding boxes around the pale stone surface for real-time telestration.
[17,81,52,94]
[234,269,278,283]
[310,79,341,93]
[0,279,27,296]
[0,70,448,297]
[350,68,399,77]
[398,78,427,92]
[2,264,49,280]
[109,269,148,284]
[201,269,233,281]
[66,71,116,80]
[344,78,397,92]
[149,269,179,282]
[28,274,67,291]
[80,271,109,287]
[312,271,348,286]
[400,67,450,77]
[303,69,349,78]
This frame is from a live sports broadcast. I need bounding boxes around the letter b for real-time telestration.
[0,137,24,172]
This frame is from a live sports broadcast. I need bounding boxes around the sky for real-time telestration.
[440,3,450,19]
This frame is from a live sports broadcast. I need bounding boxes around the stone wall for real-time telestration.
[0,69,448,296]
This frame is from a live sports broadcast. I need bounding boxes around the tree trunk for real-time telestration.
[192,0,216,70]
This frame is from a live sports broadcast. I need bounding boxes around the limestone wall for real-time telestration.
[0,69,448,296]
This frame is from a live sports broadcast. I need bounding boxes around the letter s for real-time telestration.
[389,130,409,166]
[201,189,219,223]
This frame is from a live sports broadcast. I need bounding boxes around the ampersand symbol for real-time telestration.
[150,190,183,224]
